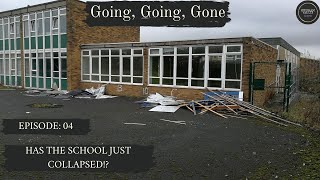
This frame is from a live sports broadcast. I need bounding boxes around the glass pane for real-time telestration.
[227,46,241,52]
[82,57,89,74]
[44,11,50,18]
[82,51,89,56]
[53,58,59,71]
[5,59,9,73]
[111,49,119,55]
[208,80,221,88]
[38,59,43,76]
[52,10,58,16]
[4,24,8,38]
[37,12,43,18]
[122,57,131,75]
[150,56,160,77]
[101,57,109,74]
[163,56,174,77]
[150,78,159,84]
[24,21,29,37]
[226,55,241,79]
[61,58,67,70]
[225,81,240,89]
[0,25,3,39]
[61,72,67,78]
[92,57,99,74]
[133,57,143,76]
[191,80,204,87]
[0,60,3,74]
[101,76,109,81]
[177,56,188,78]
[61,52,67,57]
[101,50,109,56]
[209,46,223,53]
[11,59,15,69]
[176,79,188,86]
[122,76,131,83]
[32,59,37,70]
[45,18,50,35]
[46,58,51,77]
[177,47,189,54]
[91,50,99,56]
[163,48,174,55]
[209,56,222,78]
[52,17,58,29]
[37,19,43,35]
[25,59,30,76]
[91,75,99,81]
[60,15,66,33]
[150,49,159,54]
[111,57,119,75]
[133,77,142,83]
[192,46,205,54]
[192,55,205,78]
[122,49,131,55]
[16,22,20,37]
[162,78,173,85]
[60,9,66,15]
[111,76,119,82]
[82,75,89,80]
[133,49,143,55]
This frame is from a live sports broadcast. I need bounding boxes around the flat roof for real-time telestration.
[81,37,253,49]
[0,0,69,18]
[259,37,300,56]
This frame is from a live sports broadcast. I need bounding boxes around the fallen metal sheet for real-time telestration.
[149,105,180,113]
[85,85,106,96]
[159,119,186,125]
[124,123,146,126]
[146,93,184,106]
[95,94,117,99]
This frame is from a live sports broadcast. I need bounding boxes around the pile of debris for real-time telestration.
[180,90,301,127]
[24,85,117,100]
[140,91,301,127]
[137,93,185,113]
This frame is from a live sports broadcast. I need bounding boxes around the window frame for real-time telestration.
[148,44,243,90]
[81,48,144,85]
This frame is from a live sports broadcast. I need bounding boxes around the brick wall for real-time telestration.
[242,37,278,106]
[300,58,320,81]
[77,37,278,106]
[66,0,140,90]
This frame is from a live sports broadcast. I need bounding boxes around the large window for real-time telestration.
[148,45,242,90]
[81,48,144,84]
[176,47,189,86]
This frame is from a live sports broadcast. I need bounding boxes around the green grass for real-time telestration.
[281,93,320,130]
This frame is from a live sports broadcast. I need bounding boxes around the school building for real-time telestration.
[0,0,300,106]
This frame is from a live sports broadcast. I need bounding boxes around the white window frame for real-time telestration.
[81,48,144,85]
[148,44,243,91]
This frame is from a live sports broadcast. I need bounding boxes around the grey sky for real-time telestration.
[1,0,319,58]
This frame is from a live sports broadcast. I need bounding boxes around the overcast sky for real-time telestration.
[1,0,319,59]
